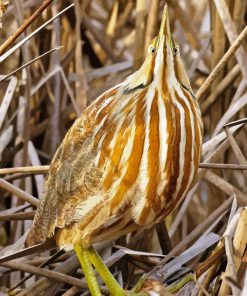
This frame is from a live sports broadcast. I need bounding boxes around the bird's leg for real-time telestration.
[88,246,126,296]
[74,244,101,296]
[75,244,148,296]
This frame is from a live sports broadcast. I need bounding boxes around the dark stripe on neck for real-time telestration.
[180,83,195,99]
[123,78,153,95]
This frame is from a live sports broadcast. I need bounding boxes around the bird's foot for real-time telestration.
[125,289,150,296]
[166,273,194,293]
[131,274,148,293]
[125,275,149,296]
[126,274,185,296]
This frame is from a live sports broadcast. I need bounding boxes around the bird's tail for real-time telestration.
[25,227,44,248]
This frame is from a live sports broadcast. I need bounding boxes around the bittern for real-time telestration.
[25,5,203,296]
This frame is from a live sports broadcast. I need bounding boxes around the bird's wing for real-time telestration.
[26,84,146,245]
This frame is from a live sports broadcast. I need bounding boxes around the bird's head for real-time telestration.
[125,4,193,96]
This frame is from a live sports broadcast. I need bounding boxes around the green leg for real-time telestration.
[88,246,126,296]
[74,244,101,296]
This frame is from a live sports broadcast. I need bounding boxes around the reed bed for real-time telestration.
[0,1,246,295]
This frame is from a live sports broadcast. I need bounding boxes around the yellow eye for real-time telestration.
[148,45,156,55]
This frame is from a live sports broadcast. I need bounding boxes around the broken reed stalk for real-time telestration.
[195,244,225,278]
[197,241,225,296]
[148,196,233,278]
[219,208,247,295]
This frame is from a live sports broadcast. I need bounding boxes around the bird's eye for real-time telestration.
[173,46,179,55]
[149,45,155,55]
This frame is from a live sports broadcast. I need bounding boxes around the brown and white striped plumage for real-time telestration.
[26,9,203,251]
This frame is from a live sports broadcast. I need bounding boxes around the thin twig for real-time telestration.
[0,47,62,82]
[0,3,74,63]
[0,211,35,221]
[0,178,39,206]
[196,25,247,101]
[0,0,54,55]
[2,162,247,177]
[224,126,247,179]
[213,0,247,80]
[1,260,92,290]
[199,163,247,170]
[0,165,49,175]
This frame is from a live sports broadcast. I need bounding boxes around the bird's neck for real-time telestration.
[124,57,154,94]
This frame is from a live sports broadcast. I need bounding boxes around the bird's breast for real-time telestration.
[93,85,202,226]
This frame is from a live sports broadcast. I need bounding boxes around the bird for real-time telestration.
[25,4,203,296]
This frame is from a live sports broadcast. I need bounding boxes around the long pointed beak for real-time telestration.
[156,4,173,51]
